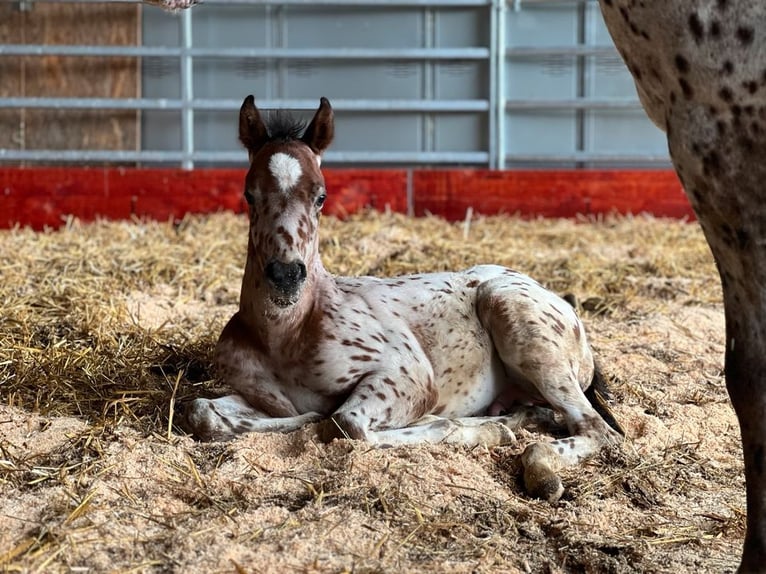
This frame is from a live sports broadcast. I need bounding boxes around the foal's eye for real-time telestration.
[244,190,254,205]
[315,193,327,209]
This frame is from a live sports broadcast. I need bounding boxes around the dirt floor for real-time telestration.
[0,211,744,573]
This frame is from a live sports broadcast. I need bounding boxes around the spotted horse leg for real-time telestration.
[594,2,766,569]
[315,370,524,448]
[476,276,623,502]
[666,106,766,573]
[177,394,323,442]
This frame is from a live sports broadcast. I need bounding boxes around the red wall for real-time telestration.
[0,167,692,230]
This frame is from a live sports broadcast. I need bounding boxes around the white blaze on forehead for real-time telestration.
[269,152,303,193]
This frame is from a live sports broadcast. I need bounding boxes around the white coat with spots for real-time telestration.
[178,95,623,502]
[598,2,766,571]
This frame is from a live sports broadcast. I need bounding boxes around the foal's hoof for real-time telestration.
[173,401,203,438]
[482,421,517,446]
[316,413,366,442]
[173,398,232,442]
[521,443,564,503]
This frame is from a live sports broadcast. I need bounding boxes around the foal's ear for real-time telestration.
[302,97,334,155]
[239,95,270,155]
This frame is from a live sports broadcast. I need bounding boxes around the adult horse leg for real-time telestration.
[668,109,766,572]
[596,2,766,568]
[726,301,766,572]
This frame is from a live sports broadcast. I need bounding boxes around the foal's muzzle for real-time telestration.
[265,259,307,305]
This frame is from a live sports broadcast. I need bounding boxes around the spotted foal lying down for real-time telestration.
[178,95,623,501]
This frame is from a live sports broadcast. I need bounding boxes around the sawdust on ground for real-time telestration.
[0,211,742,573]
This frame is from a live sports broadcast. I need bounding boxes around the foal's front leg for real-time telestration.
[178,394,322,441]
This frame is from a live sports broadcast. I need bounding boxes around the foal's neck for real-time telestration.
[239,256,338,347]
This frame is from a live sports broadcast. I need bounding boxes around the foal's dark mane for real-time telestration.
[265,111,308,142]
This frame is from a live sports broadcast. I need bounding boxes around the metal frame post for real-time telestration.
[487,0,496,168]
[180,8,194,169]
[493,0,506,168]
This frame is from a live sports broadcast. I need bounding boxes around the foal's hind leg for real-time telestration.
[477,277,622,501]
[316,367,518,448]
[368,409,560,447]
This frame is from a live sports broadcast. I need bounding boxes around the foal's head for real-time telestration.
[238,95,334,311]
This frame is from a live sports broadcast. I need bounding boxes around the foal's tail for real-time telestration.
[585,361,625,436]
[563,292,624,436]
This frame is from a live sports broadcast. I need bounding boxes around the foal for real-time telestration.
[179,95,622,501]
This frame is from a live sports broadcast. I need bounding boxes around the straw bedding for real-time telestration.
[0,210,742,572]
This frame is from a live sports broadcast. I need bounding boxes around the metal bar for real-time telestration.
[505,153,671,163]
[575,0,586,167]
[0,149,491,164]
[277,4,287,100]
[26,0,493,6]
[514,0,600,4]
[506,99,642,110]
[494,0,506,169]
[422,7,435,158]
[0,44,490,60]
[0,148,672,164]
[487,0,497,168]
[180,9,194,169]
[0,97,491,111]
[265,4,275,97]
[506,45,618,57]
[0,97,179,109]
[201,0,492,4]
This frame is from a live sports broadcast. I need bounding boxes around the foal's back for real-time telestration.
[329,263,593,419]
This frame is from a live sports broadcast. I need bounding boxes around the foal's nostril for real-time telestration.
[295,261,307,282]
[265,259,307,291]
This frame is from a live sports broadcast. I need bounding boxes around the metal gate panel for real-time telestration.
[500,1,670,167]
[285,7,424,49]
[504,4,579,165]
[0,0,672,169]
[140,2,490,166]
[581,3,668,165]
[433,10,489,156]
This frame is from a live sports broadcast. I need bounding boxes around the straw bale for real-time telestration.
[0,211,741,573]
